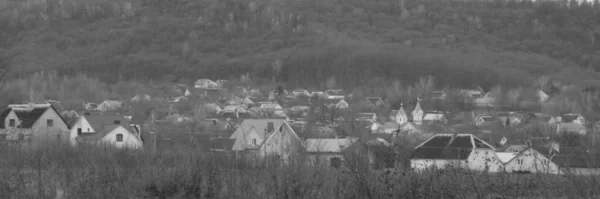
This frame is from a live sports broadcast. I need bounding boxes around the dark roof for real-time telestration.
[0,105,69,129]
[130,113,146,125]
[209,138,235,151]
[0,109,11,128]
[410,134,492,160]
[13,108,48,128]
[561,114,581,123]
[529,140,597,168]
[366,97,382,105]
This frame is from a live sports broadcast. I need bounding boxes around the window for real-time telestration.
[252,139,257,145]
[114,120,121,125]
[330,157,342,168]
[542,159,548,165]
[116,134,123,142]
[56,134,61,141]
[77,128,82,135]
[9,119,15,127]
[47,119,53,127]
[517,159,523,165]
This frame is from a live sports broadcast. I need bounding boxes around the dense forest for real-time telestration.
[2,0,600,89]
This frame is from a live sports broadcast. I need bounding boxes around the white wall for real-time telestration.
[467,149,505,172]
[411,159,468,171]
[69,116,95,145]
[30,108,70,144]
[100,126,143,149]
[231,128,264,151]
[504,148,559,174]
[262,123,302,162]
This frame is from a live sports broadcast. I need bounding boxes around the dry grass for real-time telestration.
[0,143,597,199]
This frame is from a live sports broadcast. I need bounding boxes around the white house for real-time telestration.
[0,103,70,145]
[70,114,143,149]
[292,89,310,97]
[538,90,549,102]
[325,89,345,100]
[502,140,600,175]
[305,138,358,168]
[423,112,447,124]
[326,99,349,109]
[194,79,220,89]
[357,113,378,123]
[96,100,123,112]
[131,94,151,102]
[229,119,304,162]
[260,102,283,110]
[410,134,503,172]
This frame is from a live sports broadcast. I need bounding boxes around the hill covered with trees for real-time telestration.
[2,0,600,89]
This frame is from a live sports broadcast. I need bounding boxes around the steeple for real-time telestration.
[396,103,408,125]
[412,98,423,124]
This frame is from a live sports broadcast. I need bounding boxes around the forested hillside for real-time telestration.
[2,0,600,89]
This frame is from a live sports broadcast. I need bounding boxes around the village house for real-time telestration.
[96,100,123,112]
[229,119,304,162]
[220,105,250,119]
[131,94,151,102]
[429,91,447,100]
[292,89,311,97]
[474,114,495,133]
[548,114,587,135]
[325,89,345,100]
[305,137,358,168]
[357,113,378,123]
[216,79,228,86]
[347,136,397,170]
[473,93,496,107]
[325,99,349,109]
[194,79,220,89]
[69,113,143,149]
[423,112,448,124]
[501,139,600,175]
[83,103,98,111]
[410,134,504,172]
[260,102,283,110]
[208,137,236,152]
[364,97,387,108]
[0,103,70,144]
[537,90,549,102]
[309,90,325,98]
[496,112,522,127]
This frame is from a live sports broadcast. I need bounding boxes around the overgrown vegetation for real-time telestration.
[0,143,599,198]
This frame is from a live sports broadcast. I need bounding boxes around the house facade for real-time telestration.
[97,100,123,112]
[70,114,143,149]
[0,104,70,145]
[410,134,503,172]
[194,79,220,89]
[229,119,304,162]
[412,101,424,124]
[305,138,358,168]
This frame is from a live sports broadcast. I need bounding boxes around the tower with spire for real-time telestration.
[396,103,408,125]
[412,98,424,124]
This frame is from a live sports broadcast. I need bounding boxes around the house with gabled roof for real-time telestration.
[325,89,345,100]
[194,79,220,89]
[305,138,358,168]
[502,139,600,175]
[410,134,503,172]
[97,100,123,112]
[548,114,586,135]
[70,113,143,149]
[292,89,310,97]
[0,103,70,144]
[325,99,349,109]
[364,97,386,108]
[423,112,448,124]
[356,113,378,123]
[131,94,151,102]
[429,91,447,100]
[229,119,304,162]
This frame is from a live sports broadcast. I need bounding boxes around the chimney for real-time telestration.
[267,122,274,133]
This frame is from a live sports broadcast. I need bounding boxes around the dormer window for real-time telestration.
[114,120,121,125]
[252,139,257,146]
[8,119,15,127]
